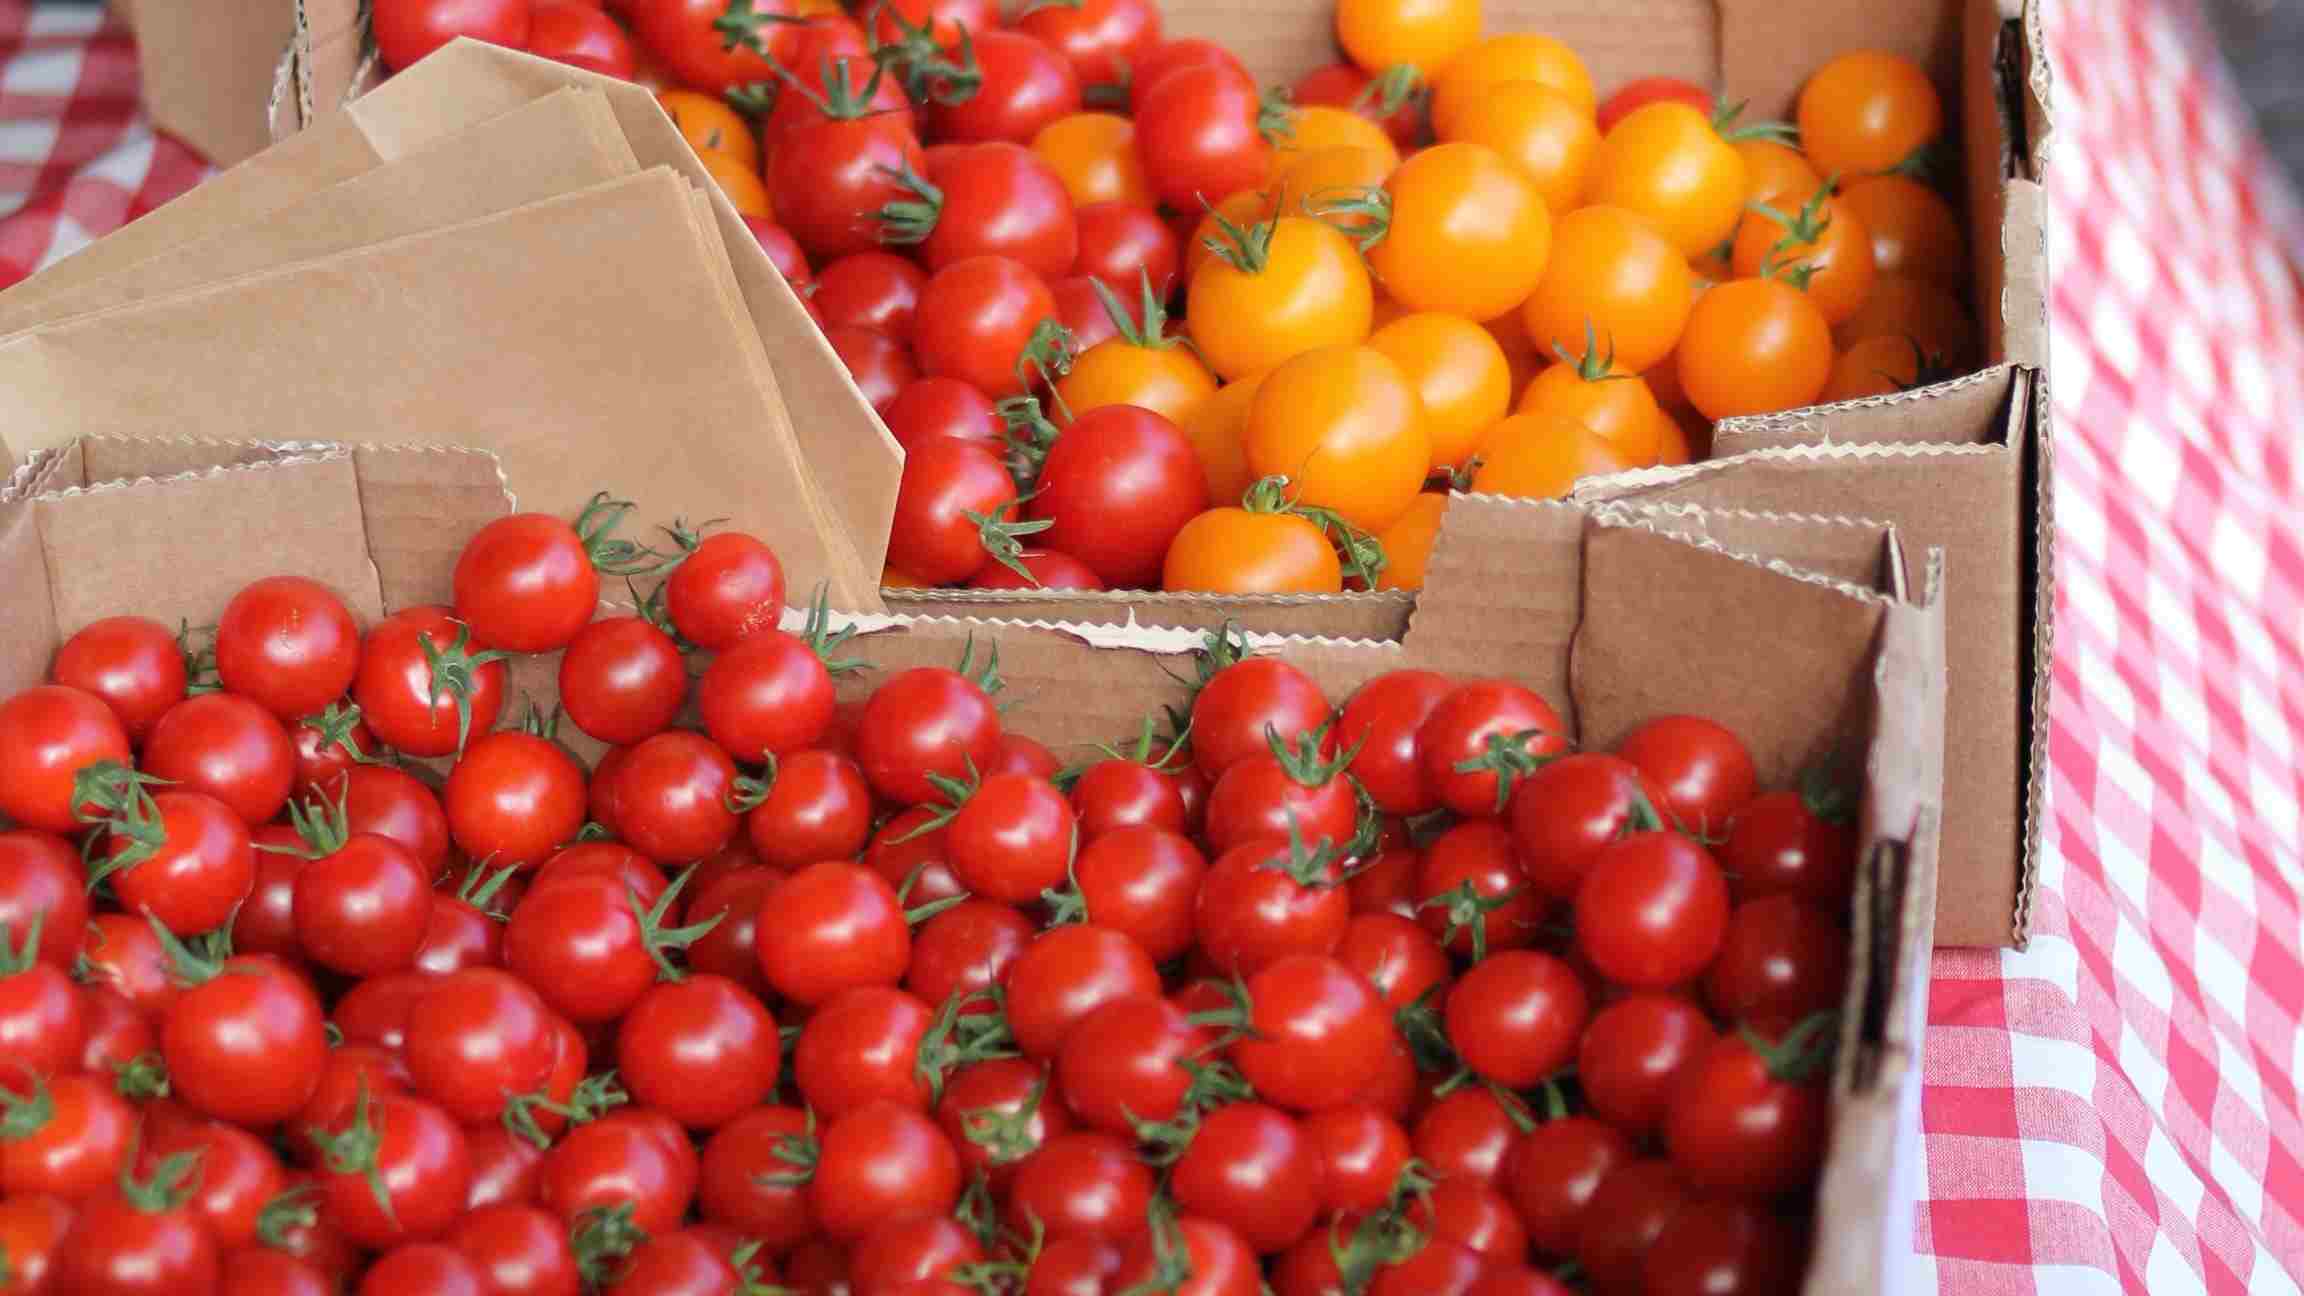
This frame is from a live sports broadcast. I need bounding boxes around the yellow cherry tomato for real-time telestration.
[1245,345,1430,532]
[1032,113,1154,206]
[1371,142,1551,321]
[1274,106,1402,174]
[1797,51,1942,176]
[698,150,772,220]
[1271,147,1397,242]
[1369,311,1510,471]
[1839,174,1967,287]
[1435,80,1597,216]
[1373,492,1448,590]
[1055,281,1219,425]
[1821,333,1933,402]
[1587,102,1747,257]
[660,90,759,171]
[1470,410,1631,498]
[1834,272,1975,365]
[1732,139,1823,207]
[1187,190,1275,285]
[1676,277,1833,420]
[1730,181,1876,326]
[1163,496,1345,594]
[1430,34,1594,138]
[1335,0,1481,80]
[1520,205,1694,375]
[1517,359,1663,466]
[1189,215,1375,381]
[1179,370,1268,508]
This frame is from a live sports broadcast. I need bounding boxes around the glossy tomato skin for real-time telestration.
[914,255,1060,399]
[945,773,1075,903]
[1071,758,1187,840]
[504,875,655,1024]
[1055,995,1204,1134]
[854,665,1002,805]
[526,1,635,77]
[540,1111,695,1237]
[1720,788,1856,910]
[829,325,917,414]
[1415,820,1541,960]
[402,968,556,1126]
[0,1072,135,1198]
[934,29,1083,144]
[848,1213,985,1292]
[888,437,1021,586]
[664,532,786,652]
[1171,1102,1321,1253]
[743,749,871,869]
[1303,1104,1412,1215]
[1508,753,1659,900]
[815,251,926,343]
[1704,895,1848,1024]
[914,142,1080,279]
[1029,404,1208,589]
[6,957,83,1088]
[292,832,430,976]
[1071,202,1181,297]
[1004,924,1162,1059]
[1445,949,1588,1088]
[808,1100,962,1243]
[1230,953,1391,1112]
[884,376,1003,451]
[620,974,781,1128]
[629,0,782,93]
[938,1056,1072,1192]
[1372,1235,1486,1296]
[1337,670,1453,815]
[682,867,780,996]
[374,0,532,71]
[341,763,452,878]
[1135,63,1271,211]
[906,898,1036,1018]
[140,693,295,827]
[104,790,253,937]
[51,615,186,742]
[756,861,911,1006]
[1640,1198,1804,1296]
[0,684,130,832]
[773,116,927,262]
[312,1091,472,1248]
[142,1120,282,1250]
[1189,658,1333,781]
[215,577,361,719]
[53,1172,222,1296]
[1663,1026,1828,1197]
[1335,912,1449,1012]
[700,633,833,765]
[558,617,686,745]
[453,513,603,653]
[1417,679,1569,817]
[615,732,740,863]
[1115,1216,1260,1296]
[1577,994,1713,1138]
[1615,714,1756,835]
[355,607,509,758]
[1195,837,1350,975]
[0,831,87,967]
[289,709,372,798]
[1575,831,1730,990]
[1008,1131,1155,1245]
[1014,0,1159,89]
[162,954,327,1128]
[1070,825,1205,961]
[1500,1115,1632,1256]
[696,1106,816,1248]
[444,732,588,869]
[79,913,176,1020]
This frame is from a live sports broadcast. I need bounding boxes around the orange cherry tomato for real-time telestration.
[1033,112,1155,206]
[1335,0,1481,80]
[1838,174,1967,287]
[1273,106,1401,174]
[698,150,773,219]
[1517,358,1663,466]
[1470,410,1630,498]
[1056,278,1218,424]
[1653,408,1706,465]
[1434,80,1597,215]
[1430,34,1594,138]
[1520,205,1694,374]
[1245,344,1430,532]
[1270,147,1396,238]
[1163,495,1345,594]
[1372,492,1447,590]
[1821,333,1933,402]
[1834,273,1975,365]
[1731,139,1822,207]
[1676,277,1833,420]
[660,90,759,170]
[1729,181,1876,325]
[1587,102,1747,258]
[1797,51,1942,176]
[882,564,933,588]
[1187,190,1275,284]
[1369,311,1511,471]
[1189,215,1375,381]
[1371,142,1551,321]
[1179,370,1267,508]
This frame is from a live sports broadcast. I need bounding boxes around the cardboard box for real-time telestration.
[0,435,1946,1294]
[80,0,2043,948]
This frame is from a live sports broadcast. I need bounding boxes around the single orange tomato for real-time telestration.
[1273,106,1402,175]
[1834,273,1976,365]
[1430,34,1595,137]
[882,564,933,588]
[1730,181,1876,325]
[1797,51,1942,176]
[1732,139,1823,207]
[1163,486,1346,594]
[1033,113,1155,206]
[1822,333,1953,402]
[1187,190,1277,285]
[1587,102,1747,257]
[1469,410,1631,498]
[1676,277,1833,420]
[1435,80,1597,215]
[1371,141,1551,321]
[1335,0,1482,81]
[660,89,759,171]
[1839,174,1967,287]
[1271,146,1396,239]
[1369,310,1511,471]
[1189,214,1375,381]
[1520,205,1694,374]
[1244,344,1430,532]
[1372,492,1448,590]
[1057,280,1218,425]
[1179,370,1268,507]
[698,149,773,219]
[1517,356,1664,466]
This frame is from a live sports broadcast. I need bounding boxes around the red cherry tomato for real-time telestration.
[354,606,509,759]
[1614,714,1757,836]
[139,692,295,827]
[0,685,129,833]
[525,1,636,77]
[1029,404,1210,589]
[1576,993,1715,1137]
[1598,75,1713,134]
[815,251,928,344]
[1003,924,1161,1059]
[1337,670,1453,815]
[1171,1102,1321,1253]
[1008,1131,1154,1245]
[807,1100,962,1243]
[1013,0,1160,90]
[1071,202,1182,297]
[1227,953,1390,1113]
[884,377,1004,451]
[1508,753,1662,900]
[1501,1115,1632,1255]
[1417,680,1569,817]
[1663,1020,1831,1197]
[620,973,782,1128]
[1294,62,1422,149]
[854,664,1003,805]
[558,616,686,746]
[373,0,532,72]
[1719,786,1857,910]
[1189,658,1333,781]
[628,0,783,93]
[50,616,187,742]
[1574,830,1730,990]
[1130,38,1251,113]
[932,29,1084,144]
[888,437,1023,586]
[914,254,1060,399]
[664,532,787,652]
[1444,949,1587,1088]
[756,861,912,1006]
[899,142,1080,280]
[1703,895,1848,1024]
[772,113,927,262]
[1134,63,1272,212]
[614,731,741,864]
[445,732,587,869]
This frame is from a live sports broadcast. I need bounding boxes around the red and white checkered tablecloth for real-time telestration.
[3,1,2301,1291]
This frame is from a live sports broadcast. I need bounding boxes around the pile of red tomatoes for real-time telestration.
[0,491,1859,1295]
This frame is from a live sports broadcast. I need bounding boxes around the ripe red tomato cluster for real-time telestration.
[0,490,1859,1295]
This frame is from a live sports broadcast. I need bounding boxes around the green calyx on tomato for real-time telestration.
[1016,318,1080,407]
[71,760,171,880]
[1298,184,1391,252]
[760,1108,821,1188]
[110,1051,171,1101]
[1741,1011,1839,1084]
[254,1184,318,1250]
[1708,97,1799,145]
[627,863,724,983]
[965,505,1059,588]
[306,1082,399,1227]
[0,911,42,977]
[298,699,380,766]
[874,9,984,105]
[1353,63,1426,118]
[1553,318,1637,383]
[1450,727,1560,814]
[414,619,512,758]
[118,1148,205,1214]
[263,782,357,862]
[572,491,675,577]
[872,161,947,246]
[771,55,897,122]
[1201,204,1279,274]
[1128,1058,1256,1165]
[960,1075,1052,1165]
[1258,83,1299,147]
[455,858,522,920]
[1746,181,1837,289]
[1089,269,1187,351]
[0,1073,54,1142]
[141,910,235,988]
[1237,474,1391,589]
[570,1201,649,1288]
[502,1070,629,1150]
[1262,718,1362,790]
[1413,875,1526,964]
[914,984,1021,1104]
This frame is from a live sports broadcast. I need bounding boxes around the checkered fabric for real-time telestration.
[2,1,2301,1291]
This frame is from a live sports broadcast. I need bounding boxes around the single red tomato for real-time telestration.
[139,692,295,826]
[1303,1104,1412,1215]
[341,763,451,877]
[1704,894,1848,1025]
[1134,63,1273,212]
[0,949,84,1090]
[628,0,784,93]
[1227,953,1391,1113]
[937,1056,1072,1192]
[525,1,635,78]
[216,576,361,720]
[828,325,918,414]
[1663,1019,1831,1197]
[1070,755,1187,840]
[1129,37,1250,112]
[700,631,837,761]
[401,968,557,1126]
[373,0,532,71]
[1415,819,1541,961]
[52,1153,222,1294]
[944,772,1076,903]
[772,111,927,262]
[1337,670,1453,815]
[1577,993,1715,1138]
[98,789,254,937]
[1196,835,1351,975]
[291,827,431,977]
[540,1110,696,1236]
[0,1195,72,1296]
[807,1100,962,1243]
[1371,1235,1485,1296]
[1006,1131,1154,1245]
[854,664,1003,805]
[1408,1175,1527,1260]
[78,914,176,1021]
[0,684,130,833]
[889,142,1079,280]
[1013,0,1160,91]
[1114,1215,1259,1296]
[354,607,509,758]
[1444,949,1587,1088]
[288,703,373,798]
[1189,658,1333,781]
[815,251,928,344]
[1575,830,1730,990]
[1055,995,1208,1135]
[884,377,1004,451]
[1719,786,1857,910]
[141,1119,284,1250]
[742,748,871,869]
[1171,1102,1321,1253]
[0,831,89,967]
[756,861,912,1006]
[1003,924,1161,1059]
[558,617,686,746]
[665,531,787,652]
[620,973,781,1128]
[744,217,812,288]
[1508,753,1662,900]
[455,509,625,653]
[1066,825,1205,961]
[906,897,1036,1020]
[0,1072,136,1198]
[887,437,1023,586]
[1640,1198,1804,1296]
[1070,202,1182,297]
[1501,1115,1632,1256]
[696,1106,817,1249]
[503,874,657,1024]
[1410,1085,1520,1184]
[932,29,1083,144]
[1334,912,1448,1011]
[159,949,328,1129]
[1417,680,1568,817]
[50,615,186,742]
[445,732,587,869]
[1614,714,1757,836]
[447,1204,583,1296]
[1029,404,1213,590]
[615,732,740,863]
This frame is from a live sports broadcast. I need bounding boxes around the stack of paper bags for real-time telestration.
[0,41,900,611]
